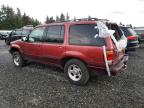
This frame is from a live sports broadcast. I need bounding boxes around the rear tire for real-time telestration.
[64,59,90,85]
[12,51,25,67]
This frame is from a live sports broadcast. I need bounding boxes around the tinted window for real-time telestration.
[120,27,131,37]
[45,25,64,43]
[15,30,22,35]
[69,24,105,46]
[29,27,45,42]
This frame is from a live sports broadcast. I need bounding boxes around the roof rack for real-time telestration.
[70,18,110,22]
[47,18,110,23]
[73,18,99,21]
[98,19,109,21]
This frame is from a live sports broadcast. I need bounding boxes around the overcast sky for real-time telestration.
[0,0,144,26]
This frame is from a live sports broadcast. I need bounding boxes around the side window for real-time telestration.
[15,30,22,35]
[45,25,64,43]
[11,31,16,36]
[29,27,45,42]
[69,24,105,46]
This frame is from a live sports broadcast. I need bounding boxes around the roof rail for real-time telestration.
[72,18,99,22]
[98,19,109,21]
[45,18,110,23]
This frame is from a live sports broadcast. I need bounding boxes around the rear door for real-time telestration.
[42,25,65,65]
[68,24,106,67]
[22,27,46,61]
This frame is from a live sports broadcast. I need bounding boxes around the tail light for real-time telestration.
[106,50,115,65]
[128,36,138,40]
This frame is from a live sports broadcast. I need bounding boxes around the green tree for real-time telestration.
[60,13,65,22]
[16,8,22,28]
[66,13,70,21]
[45,16,50,24]
[45,16,55,23]
[56,15,60,22]
[49,16,55,23]
[0,5,40,29]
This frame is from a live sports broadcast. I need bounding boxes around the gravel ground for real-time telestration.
[0,40,144,108]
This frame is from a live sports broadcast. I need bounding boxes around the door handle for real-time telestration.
[33,43,41,47]
[58,46,63,48]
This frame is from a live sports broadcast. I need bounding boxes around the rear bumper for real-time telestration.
[110,54,128,75]
[88,55,129,76]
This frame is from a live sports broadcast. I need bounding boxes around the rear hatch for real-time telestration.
[104,22,127,65]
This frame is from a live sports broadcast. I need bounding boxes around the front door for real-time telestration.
[22,27,45,61]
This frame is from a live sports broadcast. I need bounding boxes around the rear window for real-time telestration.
[120,27,137,37]
[106,23,123,41]
[69,24,105,46]
[128,28,138,36]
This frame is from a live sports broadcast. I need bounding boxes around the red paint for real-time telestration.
[127,36,138,40]
[9,21,128,75]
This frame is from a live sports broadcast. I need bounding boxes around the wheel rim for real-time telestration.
[68,64,82,81]
[13,54,20,66]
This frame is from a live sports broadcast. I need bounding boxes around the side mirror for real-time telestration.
[21,36,27,41]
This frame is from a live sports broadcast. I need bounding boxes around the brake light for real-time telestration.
[128,36,138,40]
[106,50,114,65]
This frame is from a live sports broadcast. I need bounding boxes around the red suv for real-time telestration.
[9,20,128,85]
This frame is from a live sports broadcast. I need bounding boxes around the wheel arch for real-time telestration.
[61,56,87,68]
[9,46,21,54]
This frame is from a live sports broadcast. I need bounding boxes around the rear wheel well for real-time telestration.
[62,57,87,67]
